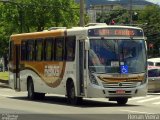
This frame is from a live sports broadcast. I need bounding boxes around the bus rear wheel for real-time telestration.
[27,79,45,100]
[67,81,82,105]
[116,97,128,105]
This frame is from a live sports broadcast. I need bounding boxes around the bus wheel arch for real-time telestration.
[66,78,82,105]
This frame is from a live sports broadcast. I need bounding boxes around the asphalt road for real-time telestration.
[0,87,160,120]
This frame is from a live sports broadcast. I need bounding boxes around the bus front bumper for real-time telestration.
[87,83,148,98]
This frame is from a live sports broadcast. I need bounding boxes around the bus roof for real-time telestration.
[10,29,65,44]
[10,25,143,44]
[85,25,142,30]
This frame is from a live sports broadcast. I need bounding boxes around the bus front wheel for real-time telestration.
[116,97,128,105]
[67,81,82,105]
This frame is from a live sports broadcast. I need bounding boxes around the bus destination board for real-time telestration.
[88,28,143,37]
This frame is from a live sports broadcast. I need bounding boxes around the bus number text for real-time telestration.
[44,65,60,77]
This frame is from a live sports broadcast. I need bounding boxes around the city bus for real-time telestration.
[9,25,148,105]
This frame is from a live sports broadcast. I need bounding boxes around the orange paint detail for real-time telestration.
[24,61,66,88]
[98,75,144,83]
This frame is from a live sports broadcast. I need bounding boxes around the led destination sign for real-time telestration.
[88,28,143,37]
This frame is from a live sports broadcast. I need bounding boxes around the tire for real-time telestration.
[27,80,36,100]
[27,79,45,100]
[117,97,128,105]
[67,81,82,105]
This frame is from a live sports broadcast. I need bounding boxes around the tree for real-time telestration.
[138,5,160,56]
[96,7,129,25]
[0,0,80,58]
[138,5,160,36]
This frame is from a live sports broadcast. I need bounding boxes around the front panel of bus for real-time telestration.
[87,27,147,98]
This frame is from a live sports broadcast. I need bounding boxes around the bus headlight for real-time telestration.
[89,73,99,85]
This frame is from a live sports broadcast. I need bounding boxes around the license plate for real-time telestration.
[116,90,125,94]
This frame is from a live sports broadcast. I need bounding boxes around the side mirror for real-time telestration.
[145,41,147,51]
[85,38,90,50]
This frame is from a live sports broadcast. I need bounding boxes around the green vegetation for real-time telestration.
[138,5,160,57]
[0,0,80,57]
[0,72,9,81]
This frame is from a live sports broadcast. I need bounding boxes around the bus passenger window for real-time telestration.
[26,40,35,61]
[44,38,53,61]
[66,36,75,61]
[21,41,26,61]
[9,41,14,61]
[55,38,64,61]
[35,40,43,61]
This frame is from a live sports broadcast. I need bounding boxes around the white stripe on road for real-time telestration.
[148,93,160,95]
[137,96,160,103]
[129,96,151,101]
[0,94,13,97]
[152,102,160,105]
[120,110,153,114]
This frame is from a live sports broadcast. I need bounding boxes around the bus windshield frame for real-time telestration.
[88,38,147,74]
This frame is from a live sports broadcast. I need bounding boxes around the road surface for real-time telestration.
[0,87,160,120]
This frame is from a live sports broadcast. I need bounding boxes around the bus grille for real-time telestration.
[102,82,139,88]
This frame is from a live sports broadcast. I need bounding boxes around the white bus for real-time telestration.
[9,25,148,105]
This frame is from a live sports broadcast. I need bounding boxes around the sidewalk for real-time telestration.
[0,79,9,88]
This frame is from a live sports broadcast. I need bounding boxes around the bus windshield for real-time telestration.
[88,39,146,74]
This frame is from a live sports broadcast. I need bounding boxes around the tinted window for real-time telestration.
[65,36,76,61]
[35,39,43,61]
[26,40,35,61]
[148,69,158,77]
[55,37,64,61]
[21,41,26,61]
[44,38,54,61]
[155,62,160,66]
[9,41,14,61]
[148,62,154,66]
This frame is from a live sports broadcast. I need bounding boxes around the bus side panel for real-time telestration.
[9,71,15,89]
[19,68,72,95]
[20,62,76,95]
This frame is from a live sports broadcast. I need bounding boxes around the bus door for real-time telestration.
[78,40,85,95]
[13,45,20,91]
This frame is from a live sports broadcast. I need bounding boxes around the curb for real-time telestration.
[0,79,8,84]
[0,79,9,88]
[0,83,9,88]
